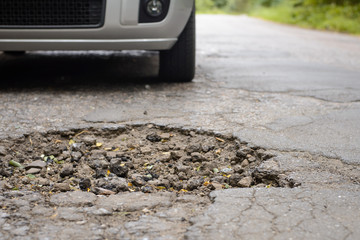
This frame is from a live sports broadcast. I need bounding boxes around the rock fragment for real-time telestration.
[241,159,249,168]
[146,133,162,142]
[60,164,74,178]
[25,160,46,170]
[110,158,128,177]
[53,183,71,192]
[187,177,204,190]
[0,146,6,156]
[238,177,253,188]
[191,152,205,162]
[26,168,41,174]
[79,178,91,191]
[96,177,128,192]
[159,133,171,139]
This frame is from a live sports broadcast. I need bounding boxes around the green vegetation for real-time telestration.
[196,0,360,34]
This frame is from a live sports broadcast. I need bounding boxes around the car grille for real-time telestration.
[0,0,105,28]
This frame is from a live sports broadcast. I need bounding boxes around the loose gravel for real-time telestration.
[0,125,298,198]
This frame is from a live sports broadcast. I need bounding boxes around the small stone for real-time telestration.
[53,183,71,192]
[201,144,214,153]
[110,158,128,177]
[131,174,146,187]
[210,182,223,190]
[71,151,82,161]
[185,143,201,153]
[166,174,179,183]
[159,133,171,139]
[95,169,108,178]
[146,133,162,142]
[26,168,41,174]
[229,173,242,186]
[89,150,107,161]
[178,155,191,162]
[0,146,6,156]
[93,187,116,195]
[62,150,71,157]
[159,152,172,162]
[144,174,153,181]
[158,179,171,188]
[241,159,249,168]
[71,143,84,151]
[79,178,92,191]
[221,168,233,173]
[178,172,188,180]
[0,168,11,177]
[89,159,109,170]
[36,178,50,186]
[187,177,204,190]
[1,182,13,190]
[233,165,244,174]
[170,151,185,160]
[191,152,205,162]
[211,176,225,183]
[236,150,247,159]
[22,178,30,184]
[175,164,191,173]
[25,160,46,170]
[172,181,183,190]
[96,177,128,192]
[204,152,214,161]
[106,151,118,159]
[82,136,97,146]
[140,147,152,154]
[141,185,154,193]
[239,146,252,155]
[238,176,252,188]
[60,164,74,178]
[247,155,256,162]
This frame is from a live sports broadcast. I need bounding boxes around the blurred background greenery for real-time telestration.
[196,0,360,34]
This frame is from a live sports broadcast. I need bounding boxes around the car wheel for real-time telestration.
[159,6,195,82]
[3,51,26,56]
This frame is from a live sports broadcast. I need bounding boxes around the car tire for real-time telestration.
[159,6,195,82]
[3,51,26,56]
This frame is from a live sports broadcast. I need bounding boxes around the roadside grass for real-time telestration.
[249,4,360,35]
[196,0,360,35]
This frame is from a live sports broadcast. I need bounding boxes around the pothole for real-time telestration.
[0,125,299,197]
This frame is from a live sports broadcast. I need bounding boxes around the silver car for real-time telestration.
[0,0,195,82]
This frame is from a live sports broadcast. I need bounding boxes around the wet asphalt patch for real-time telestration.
[0,125,299,198]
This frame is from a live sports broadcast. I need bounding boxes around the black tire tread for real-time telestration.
[159,6,195,82]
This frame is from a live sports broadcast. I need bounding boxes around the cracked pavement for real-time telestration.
[1,15,360,239]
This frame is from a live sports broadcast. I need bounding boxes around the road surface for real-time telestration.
[0,15,360,239]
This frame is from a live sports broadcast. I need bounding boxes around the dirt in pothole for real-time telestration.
[0,125,298,197]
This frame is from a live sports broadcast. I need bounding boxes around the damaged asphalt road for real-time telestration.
[0,15,360,239]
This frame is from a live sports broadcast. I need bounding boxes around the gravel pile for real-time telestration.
[0,125,297,197]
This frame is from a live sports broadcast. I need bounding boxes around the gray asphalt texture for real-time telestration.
[1,15,360,239]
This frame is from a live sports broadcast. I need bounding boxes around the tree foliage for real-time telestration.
[196,0,360,34]
[197,0,360,11]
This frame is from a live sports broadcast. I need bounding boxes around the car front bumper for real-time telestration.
[0,0,194,51]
